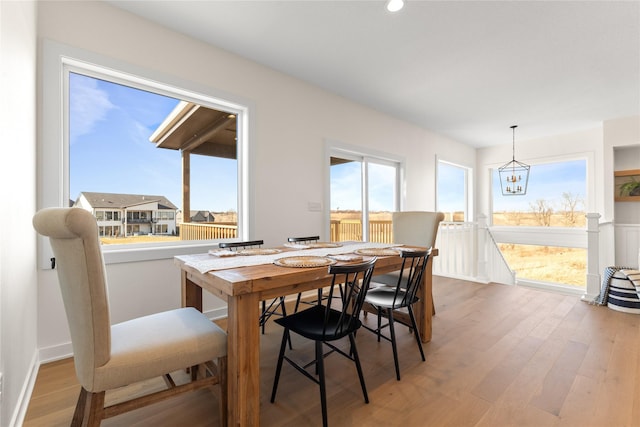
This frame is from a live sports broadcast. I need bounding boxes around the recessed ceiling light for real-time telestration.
[386,0,404,12]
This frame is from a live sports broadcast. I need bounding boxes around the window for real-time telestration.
[40,41,251,266]
[490,158,588,288]
[437,159,472,222]
[328,146,401,243]
[68,71,243,246]
[491,159,587,228]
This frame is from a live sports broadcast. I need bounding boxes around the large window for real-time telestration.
[491,158,588,287]
[329,148,401,243]
[67,68,243,246]
[40,42,250,265]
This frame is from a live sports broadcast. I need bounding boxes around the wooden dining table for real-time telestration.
[175,245,437,427]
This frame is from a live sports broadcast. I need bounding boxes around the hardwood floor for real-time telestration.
[23,276,640,426]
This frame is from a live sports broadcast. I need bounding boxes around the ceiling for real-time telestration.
[108,0,640,148]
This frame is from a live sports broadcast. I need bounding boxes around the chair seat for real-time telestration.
[365,286,418,309]
[370,272,401,287]
[274,305,361,341]
[91,307,227,392]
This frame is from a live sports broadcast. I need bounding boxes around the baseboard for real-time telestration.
[8,350,39,427]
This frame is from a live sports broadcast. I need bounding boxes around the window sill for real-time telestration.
[102,241,218,265]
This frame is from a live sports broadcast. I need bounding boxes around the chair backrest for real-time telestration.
[218,240,264,250]
[32,207,111,388]
[287,236,320,243]
[393,249,431,307]
[392,211,445,248]
[322,258,377,338]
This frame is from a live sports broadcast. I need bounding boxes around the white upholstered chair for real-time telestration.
[33,207,227,426]
[373,211,444,313]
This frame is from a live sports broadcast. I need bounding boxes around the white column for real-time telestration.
[583,212,601,301]
[476,214,489,283]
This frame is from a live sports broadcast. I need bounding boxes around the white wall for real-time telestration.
[35,1,475,361]
[0,1,38,426]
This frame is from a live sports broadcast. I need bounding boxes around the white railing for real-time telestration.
[433,213,625,299]
[433,221,477,280]
[433,216,515,285]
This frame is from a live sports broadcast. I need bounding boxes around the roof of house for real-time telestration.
[190,211,215,222]
[78,192,178,210]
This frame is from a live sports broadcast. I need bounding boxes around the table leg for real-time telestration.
[226,293,261,427]
[181,272,203,311]
[417,255,434,343]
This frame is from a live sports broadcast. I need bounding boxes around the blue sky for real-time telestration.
[69,73,238,212]
[330,161,397,211]
[70,72,586,215]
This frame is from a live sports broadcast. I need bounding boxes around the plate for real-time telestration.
[395,246,424,253]
[306,242,343,248]
[327,253,364,262]
[237,248,282,256]
[208,249,237,257]
[354,248,400,256]
[274,256,337,268]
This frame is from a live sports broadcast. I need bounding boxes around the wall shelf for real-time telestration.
[615,169,640,202]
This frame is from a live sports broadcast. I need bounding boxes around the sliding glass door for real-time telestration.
[329,151,399,243]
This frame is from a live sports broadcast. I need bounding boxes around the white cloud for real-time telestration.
[69,74,115,143]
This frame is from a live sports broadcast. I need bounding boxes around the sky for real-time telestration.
[69,73,238,212]
[490,160,586,212]
[330,161,397,211]
[70,72,586,215]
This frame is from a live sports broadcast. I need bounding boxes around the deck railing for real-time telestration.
[329,219,393,243]
[179,222,237,240]
[180,219,393,243]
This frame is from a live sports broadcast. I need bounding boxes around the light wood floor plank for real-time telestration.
[23,277,640,427]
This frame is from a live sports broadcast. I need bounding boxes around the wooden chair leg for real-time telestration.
[72,388,105,427]
[71,387,88,427]
[87,390,105,427]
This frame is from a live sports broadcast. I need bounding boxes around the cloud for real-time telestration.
[69,74,115,143]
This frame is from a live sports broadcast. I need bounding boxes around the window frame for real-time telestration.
[489,153,594,228]
[39,40,254,267]
[487,152,594,290]
[436,157,474,222]
[324,140,404,241]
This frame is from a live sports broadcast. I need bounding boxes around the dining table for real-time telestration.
[174,242,437,427]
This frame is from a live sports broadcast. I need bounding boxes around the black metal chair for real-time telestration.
[288,235,320,244]
[361,248,431,381]
[270,258,377,427]
[219,240,288,336]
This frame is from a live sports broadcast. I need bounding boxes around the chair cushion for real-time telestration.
[89,307,227,392]
[275,305,361,341]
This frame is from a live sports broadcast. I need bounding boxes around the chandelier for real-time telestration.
[498,125,530,196]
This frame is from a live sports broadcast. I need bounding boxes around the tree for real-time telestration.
[530,199,553,226]
[561,192,584,227]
